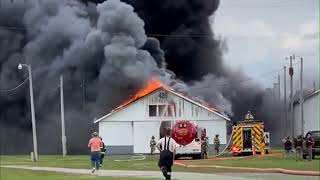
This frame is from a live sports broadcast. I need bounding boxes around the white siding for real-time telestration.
[293,92,320,136]
[99,121,133,146]
[100,89,226,122]
[197,120,227,144]
[97,88,229,154]
[133,122,160,154]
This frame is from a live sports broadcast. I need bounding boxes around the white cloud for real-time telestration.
[280,21,319,50]
[280,34,305,49]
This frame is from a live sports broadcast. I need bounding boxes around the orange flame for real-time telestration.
[112,79,164,112]
[110,78,219,113]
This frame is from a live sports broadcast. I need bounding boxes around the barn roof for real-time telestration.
[293,89,319,105]
[94,79,230,123]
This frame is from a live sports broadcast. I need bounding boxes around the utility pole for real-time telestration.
[18,64,38,162]
[297,57,304,136]
[289,56,294,138]
[273,83,277,101]
[278,74,281,100]
[29,65,38,162]
[60,75,67,156]
[283,66,287,137]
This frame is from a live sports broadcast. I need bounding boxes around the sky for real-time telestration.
[212,0,319,92]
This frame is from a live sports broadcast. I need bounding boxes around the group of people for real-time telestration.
[88,129,176,179]
[89,130,220,179]
[87,132,107,175]
[282,133,315,161]
[150,134,221,158]
[201,134,221,158]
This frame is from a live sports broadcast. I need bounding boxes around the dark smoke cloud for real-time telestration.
[84,0,267,121]
[0,0,178,154]
[1,0,284,154]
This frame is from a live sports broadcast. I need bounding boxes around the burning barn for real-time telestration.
[94,79,230,154]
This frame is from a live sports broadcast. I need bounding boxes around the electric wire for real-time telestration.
[0,77,29,92]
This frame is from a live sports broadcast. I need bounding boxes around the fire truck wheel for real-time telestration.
[265,149,269,154]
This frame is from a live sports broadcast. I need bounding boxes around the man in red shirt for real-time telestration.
[88,132,102,174]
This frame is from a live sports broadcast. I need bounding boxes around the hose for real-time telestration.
[113,154,146,162]
[210,128,234,158]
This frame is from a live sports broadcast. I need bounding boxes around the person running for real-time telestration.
[156,128,176,180]
[100,137,107,167]
[88,132,102,175]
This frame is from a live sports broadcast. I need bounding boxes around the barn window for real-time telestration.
[149,105,157,116]
[159,105,166,116]
[167,104,176,117]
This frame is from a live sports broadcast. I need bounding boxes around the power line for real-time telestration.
[0,26,215,38]
[0,77,29,92]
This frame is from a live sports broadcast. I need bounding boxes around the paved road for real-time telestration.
[1,165,318,180]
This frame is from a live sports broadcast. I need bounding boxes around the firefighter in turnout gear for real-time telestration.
[201,137,209,159]
[150,135,156,155]
[213,134,220,155]
[245,111,254,121]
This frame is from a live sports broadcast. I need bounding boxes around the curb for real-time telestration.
[174,162,320,176]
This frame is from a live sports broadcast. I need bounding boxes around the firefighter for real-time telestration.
[213,134,220,155]
[156,128,177,180]
[150,135,156,155]
[294,135,303,161]
[306,133,315,161]
[201,137,209,159]
[282,136,292,158]
[245,111,254,121]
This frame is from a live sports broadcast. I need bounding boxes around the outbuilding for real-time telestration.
[94,80,230,154]
[293,89,320,136]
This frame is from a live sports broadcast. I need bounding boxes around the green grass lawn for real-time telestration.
[0,155,241,174]
[186,155,320,171]
[1,154,319,175]
[0,167,155,180]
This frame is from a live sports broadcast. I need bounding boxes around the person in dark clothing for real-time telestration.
[283,136,292,158]
[294,135,303,161]
[156,128,177,180]
[306,133,315,161]
[99,137,106,167]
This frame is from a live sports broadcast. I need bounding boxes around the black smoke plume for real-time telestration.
[0,0,179,154]
[0,0,283,154]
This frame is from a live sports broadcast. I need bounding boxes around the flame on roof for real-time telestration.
[111,78,165,112]
[111,78,218,113]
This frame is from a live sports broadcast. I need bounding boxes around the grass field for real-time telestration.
[1,154,319,179]
[185,155,320,171]
[0,155,239,174]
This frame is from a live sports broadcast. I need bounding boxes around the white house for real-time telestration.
[94,80,230,154]
[293,89,319,136]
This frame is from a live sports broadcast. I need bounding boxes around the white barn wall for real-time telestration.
[197,120,226,144]
[293,92,320,136]
[99,121,134,154]
[97,88,229,154]
[103,89,226,122]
